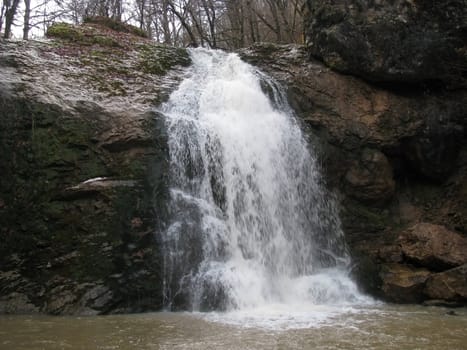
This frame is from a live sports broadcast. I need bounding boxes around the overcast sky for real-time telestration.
[11,0,49,39]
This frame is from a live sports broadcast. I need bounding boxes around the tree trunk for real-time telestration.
[139,0,145,30]
[114,0,122,21]
[266,0,282,42]
[3,0,20,39]
[167,0,198,47]
[0,1,6,33]
[160,0,172,44]
[246,0,259,44]
[201,0,216,48]
[22,0,31,40]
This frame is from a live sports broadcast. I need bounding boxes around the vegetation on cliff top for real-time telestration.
[2,0,305,49]
[46,22,121,47]
[43,20,190,98]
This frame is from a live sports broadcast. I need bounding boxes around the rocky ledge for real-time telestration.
[0,21,190,314]
[299,0,467,305]
[305,0,467,88]
[240,41,467,306]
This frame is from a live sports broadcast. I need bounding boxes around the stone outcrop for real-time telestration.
[238,1,467,306]
[380,264,431,303]
[294,0,467,305]
[0,22,190,314]
[305,0,467,88]
[240,42,467,306]
[425,264,467,302]
[398,223,467,271]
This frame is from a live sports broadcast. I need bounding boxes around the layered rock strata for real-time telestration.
[0,24,190,314]
[240,42,467,305]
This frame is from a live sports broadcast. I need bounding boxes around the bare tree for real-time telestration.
[0,0,6,32]
[223,0,244,48]
[63,0,87,24]
[22,0,30,39]
[166,0,198,46]
[3,0,21,38]
[200,0,217,47]
[1,0,305,45]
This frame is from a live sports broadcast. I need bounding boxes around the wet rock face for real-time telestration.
[380,264,431,303]
[344,148,395,203]
[398,223,467,271]
[0,26,189,315]
[377,223,467,304]
[240,43,467,306]
[402,119,464,181]
[305,0,467,87]
[425,264,467,302]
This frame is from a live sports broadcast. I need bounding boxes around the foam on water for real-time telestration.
[198,305,361,330]
[159,48,372,326]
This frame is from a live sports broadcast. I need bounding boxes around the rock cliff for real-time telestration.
[1,5,466,314]
[241,42,467,306]
[305,0,467,88]
[0,22,190,314]
[241,0,467,306]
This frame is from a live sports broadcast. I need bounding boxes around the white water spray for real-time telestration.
[160,49,369,318]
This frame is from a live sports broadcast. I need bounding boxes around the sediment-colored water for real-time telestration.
[1,306,466,349]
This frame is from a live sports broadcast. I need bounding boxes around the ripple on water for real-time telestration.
[1,306,467,350]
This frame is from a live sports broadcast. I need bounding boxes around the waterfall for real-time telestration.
[160,48,366,313]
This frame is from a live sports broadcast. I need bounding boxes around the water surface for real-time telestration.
[1,305,466,349]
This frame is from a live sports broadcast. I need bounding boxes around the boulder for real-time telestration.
[398,223,467,271]
[305,0,467,87]
[424,264,467,302]
[380,263,431,303]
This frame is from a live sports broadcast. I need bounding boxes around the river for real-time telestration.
[1,305,466,349]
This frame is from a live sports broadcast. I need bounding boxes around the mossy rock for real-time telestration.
[46,22,120,47]
[91,35,121,47]
[46,23,84,42]
[137,44,190,75]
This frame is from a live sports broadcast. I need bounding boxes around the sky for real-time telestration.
[10,0,49,39]
[9,0,138,39]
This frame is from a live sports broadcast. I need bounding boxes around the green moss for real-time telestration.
[46,22,121,47]
[30,115,106,177]
[46,22,84,42]
[32,128,76,166]
[89,49,107,59]
[92,35,121,47]
[137,44,190,75]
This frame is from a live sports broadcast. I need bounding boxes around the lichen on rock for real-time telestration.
[0,22,190,315]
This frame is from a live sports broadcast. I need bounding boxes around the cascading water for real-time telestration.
[160,49,369,323]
